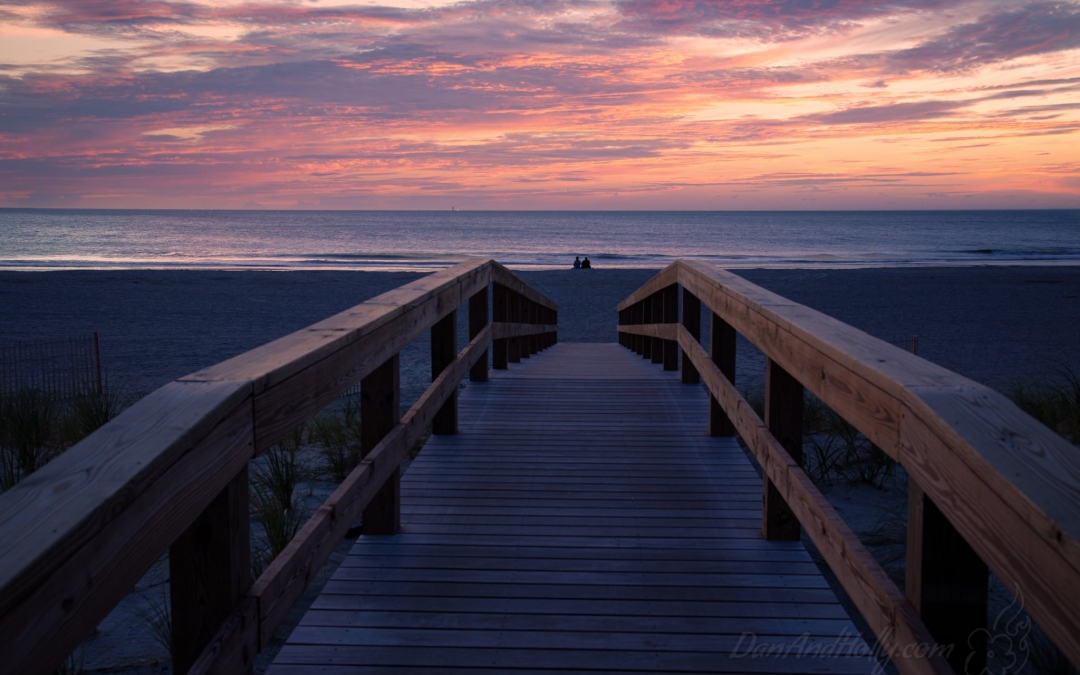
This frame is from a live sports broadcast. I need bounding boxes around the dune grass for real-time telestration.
[1010,367,1080,445]
[250,425,307,577]
[310,395,364,481]
[0,384,129,492]
[132,585,172,661]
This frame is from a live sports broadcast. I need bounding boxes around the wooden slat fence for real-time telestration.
[0,333,102,401]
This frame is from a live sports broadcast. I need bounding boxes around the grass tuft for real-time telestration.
[310,400,363,481]
[250,426,307,576]
[132,585,172,659]
[0,380,132,492]
[0,390,57,491]
[52,649,84,675]
[1010,367,1080,445]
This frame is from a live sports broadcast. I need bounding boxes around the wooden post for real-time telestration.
[431,310,457,434]
[520,300,532,358]
[361,354,400,534]
[763,359,803,541]
[662,284,679,371]
[907,480,989,675]
[710,313,736,436]
[508,292,521,363]
[469,288,488,382]
[529,302,539,355]
[170,470,251,675]
[552,309,558,345]
[650,292,664,364]
[630,302,639,352]
[641,297,653,360]
[492,284,508,369]
[681,289,700,384]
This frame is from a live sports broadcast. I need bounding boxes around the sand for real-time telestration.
[2,265,1078,673]
[3,266,1076,396]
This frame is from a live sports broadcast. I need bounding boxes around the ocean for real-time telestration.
[1,209,1078,271]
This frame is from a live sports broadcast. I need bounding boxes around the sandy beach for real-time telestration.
[2,266,1078,399]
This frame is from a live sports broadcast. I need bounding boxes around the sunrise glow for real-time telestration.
[1,0,1078,209]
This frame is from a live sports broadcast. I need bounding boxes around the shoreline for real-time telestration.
[5,260,1080,274]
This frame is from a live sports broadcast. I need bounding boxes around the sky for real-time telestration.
[0,0,1078,210]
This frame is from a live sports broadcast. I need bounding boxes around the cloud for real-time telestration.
[613,0,950,40]
[809,99,969,124]
[885,1,1080,73]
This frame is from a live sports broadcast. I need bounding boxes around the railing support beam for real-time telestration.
[907,479,989,675]
[432,310,458,434]
[763,359,803,541]
[170,470,251,675]
[508,292,521,363]
[361,354,401,534]
[469,288,489,382]
[681,289,700,384]
[662,284,679,371]
[709,313,736,437]
[641,298,653,360]
[650,293,664,364]
[492,284,508,369]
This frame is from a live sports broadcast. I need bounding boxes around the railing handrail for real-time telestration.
[0,258,558,675]
[616,260,1080,674]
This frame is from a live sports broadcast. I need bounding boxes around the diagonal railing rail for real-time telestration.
[0,259,557,675]
[618,260,1079,675]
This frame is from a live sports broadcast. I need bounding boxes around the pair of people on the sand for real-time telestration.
[573,256,592,269]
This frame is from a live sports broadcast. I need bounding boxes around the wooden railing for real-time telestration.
[0,259,558,675]
[617,260,1079,675]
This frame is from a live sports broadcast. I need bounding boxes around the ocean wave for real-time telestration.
[961,248,1080,257]
[2,209,1078,272]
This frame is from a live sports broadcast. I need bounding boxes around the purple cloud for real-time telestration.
[613,0,951,40]
[810,99,968,124]
[886,2,1080,73]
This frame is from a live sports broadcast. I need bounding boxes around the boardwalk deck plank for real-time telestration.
[268,343,873,675]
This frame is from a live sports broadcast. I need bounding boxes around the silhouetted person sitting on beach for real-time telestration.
[581,257,592,269]
[573,256,581,269]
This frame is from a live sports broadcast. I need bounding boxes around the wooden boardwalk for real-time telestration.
[268,343,873,674]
